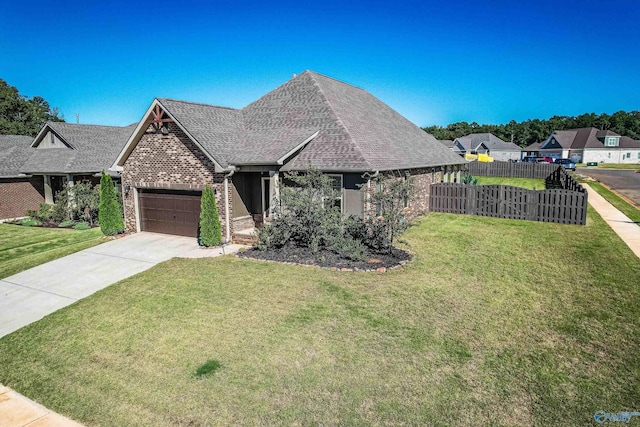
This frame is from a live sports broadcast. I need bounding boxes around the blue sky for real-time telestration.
[1,0,639,128]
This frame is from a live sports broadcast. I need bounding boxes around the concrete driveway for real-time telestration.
[578,168,640,206]
[0,232,242,338]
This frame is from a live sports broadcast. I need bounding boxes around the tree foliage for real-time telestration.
[99,172,124,235]
[257,169,416,257]
[0,78,64,136]
[423,110,640,147]
[199,185,222,247]
[49,182,100,224]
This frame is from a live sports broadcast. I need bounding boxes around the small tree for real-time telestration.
[363,174,415,253]
[99,171,124,235]
[199,185,222,247]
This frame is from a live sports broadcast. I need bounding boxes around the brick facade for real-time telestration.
[0,177,45,220]
[121,123,229,234]
[364,168,442,221]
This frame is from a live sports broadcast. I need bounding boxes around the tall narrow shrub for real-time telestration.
[99,171,124,235]
[199,185,222,246]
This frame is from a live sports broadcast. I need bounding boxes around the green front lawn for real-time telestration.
[475,176,546,190]
[578,163,640,170]
[0,224,106,279]
[585,182,640,223]
[0,210,638,426]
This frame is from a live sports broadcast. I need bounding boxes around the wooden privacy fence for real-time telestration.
[429,184,588,225]
[467,161,559,179]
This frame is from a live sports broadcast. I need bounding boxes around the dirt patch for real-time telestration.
[238,244,411,271]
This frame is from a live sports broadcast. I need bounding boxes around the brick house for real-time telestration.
[0,135,44,220]
[112,71,467,241]
[20,122,136,203]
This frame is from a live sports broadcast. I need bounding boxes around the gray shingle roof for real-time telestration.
[454,133,521,151]
[0,135,35,177]
[21,122,136,174]
[543,127,640,150]
[152,71,466,172]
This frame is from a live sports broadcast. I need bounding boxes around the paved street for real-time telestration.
[578,168,640,206]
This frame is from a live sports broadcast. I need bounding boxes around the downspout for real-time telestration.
[224,167,236,243]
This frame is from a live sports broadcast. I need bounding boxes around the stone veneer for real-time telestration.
[121,122,229,234]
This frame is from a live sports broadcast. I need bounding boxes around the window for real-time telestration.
[606,137,618,147]
[327,174,343,213]
[626,153,631,159]
[50,133,55,145]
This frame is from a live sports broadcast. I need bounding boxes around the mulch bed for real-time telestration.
[238,244,411,272]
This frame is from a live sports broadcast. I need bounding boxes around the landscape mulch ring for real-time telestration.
[238,244,412,271]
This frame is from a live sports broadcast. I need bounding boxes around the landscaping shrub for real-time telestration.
[257,169,415,257]
[461,174,477,185]
[99,171,124,235]
[20,217,42,227]
[51,182,100,224]
[26,203,53,222]
[74,222,90,230]
[58,219,76,228]
[199,185,222,247]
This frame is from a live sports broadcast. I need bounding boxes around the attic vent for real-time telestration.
[50,133,55,144]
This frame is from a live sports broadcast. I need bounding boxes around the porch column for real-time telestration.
[44,175,53,204]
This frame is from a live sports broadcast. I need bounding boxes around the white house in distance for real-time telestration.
[452,133,521,161]
[540,128,640,164]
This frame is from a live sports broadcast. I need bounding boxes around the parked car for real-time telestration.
[553,158,576,171]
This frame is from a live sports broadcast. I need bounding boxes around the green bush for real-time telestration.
[461,174,477,185]
[50,182,100,224]
[58,219,76,228]
[99,171,124,235]
[20,217,42,227]
[74,222,90,230]
[26,203,52,222]
[199,185,222,247]
[257,169,414,256]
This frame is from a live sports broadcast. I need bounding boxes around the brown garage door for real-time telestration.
[138,189,201,237]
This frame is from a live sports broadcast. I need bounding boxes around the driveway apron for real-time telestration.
[0,232,242,338]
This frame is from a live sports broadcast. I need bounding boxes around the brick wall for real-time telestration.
[364,168,442,221]
[121,123,229,234]
[0,177,45,220]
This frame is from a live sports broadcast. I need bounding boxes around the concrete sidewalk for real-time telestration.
[584,183,640,259]
[0,384,82,426]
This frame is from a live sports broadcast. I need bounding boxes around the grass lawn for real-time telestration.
[0,210,638,426]
[0,224,106,279]
[475,176,546,190]
[585,182,640,223]
[577,163,640,170]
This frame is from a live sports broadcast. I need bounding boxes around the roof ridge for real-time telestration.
[303,70,366,92]
[158,98,238,111]
[49,121,134,130]
[307,72,373,170]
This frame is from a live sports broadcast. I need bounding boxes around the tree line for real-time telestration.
[422,110,640,148]
[0,78,64,136]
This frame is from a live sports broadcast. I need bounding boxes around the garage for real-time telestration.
[138,189,201,237]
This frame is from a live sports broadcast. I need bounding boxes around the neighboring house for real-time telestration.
[20,122,136,203]
[540,127,640,163]
[112,70,467,241]
[438,139,456,150]
[452,133,522,161]
[522,142,541,158]
[0,135,44,220]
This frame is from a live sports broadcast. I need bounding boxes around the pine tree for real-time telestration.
[99,171,124,236]
[199,185,222,246]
